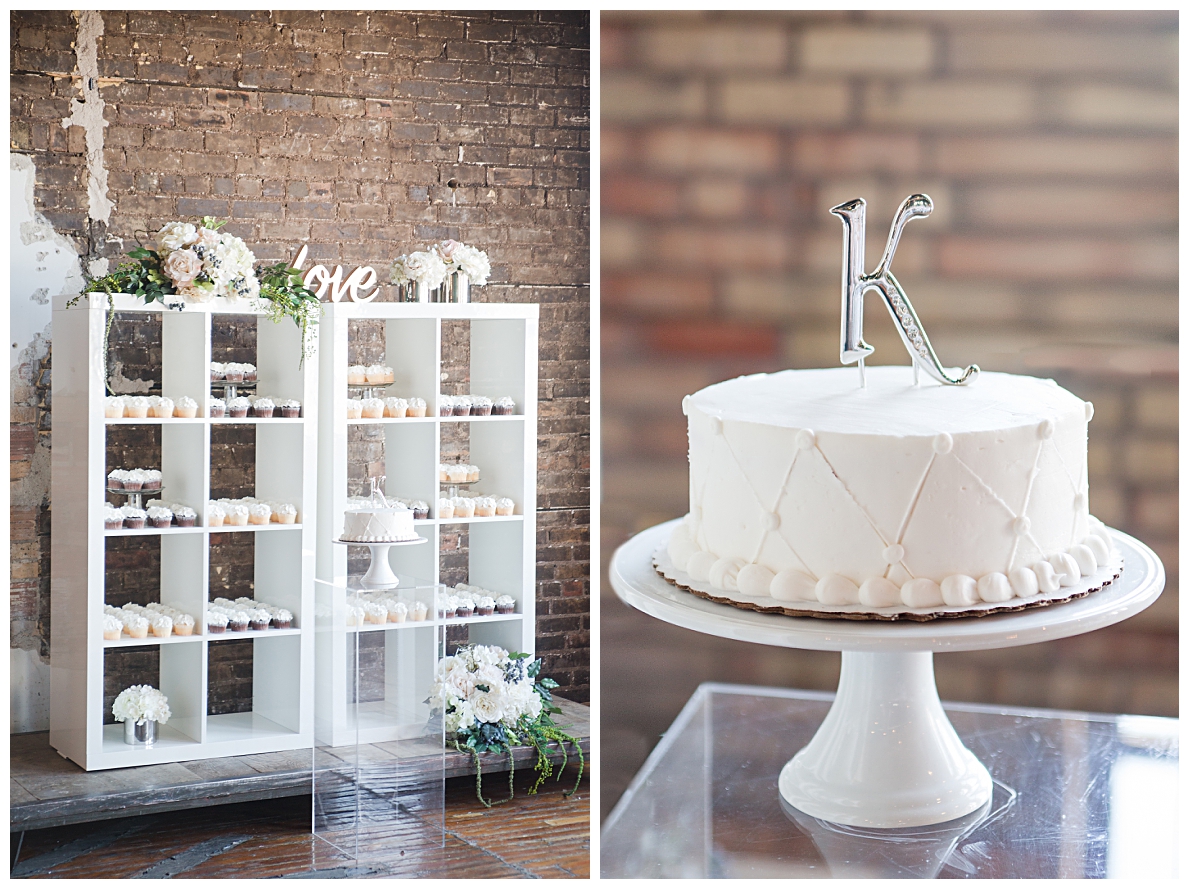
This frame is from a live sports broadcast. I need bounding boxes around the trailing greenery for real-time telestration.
[255,261,323,367]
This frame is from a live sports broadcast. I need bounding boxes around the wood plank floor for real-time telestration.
[11,764,590,879]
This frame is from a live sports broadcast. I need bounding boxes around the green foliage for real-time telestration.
[255,261,322,366]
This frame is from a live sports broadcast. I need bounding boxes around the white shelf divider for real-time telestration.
[50,294,317,770]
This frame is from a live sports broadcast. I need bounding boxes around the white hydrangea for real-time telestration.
[452,243,491,286]
[112,684,171,725]
[391,251,448,288]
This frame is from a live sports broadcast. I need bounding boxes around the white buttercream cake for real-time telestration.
[342,500,418,542]
[667,366,1116,614]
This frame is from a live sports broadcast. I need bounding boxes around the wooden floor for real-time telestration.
[11,764,590,878]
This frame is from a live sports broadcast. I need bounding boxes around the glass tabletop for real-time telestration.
[601,684,1178,879]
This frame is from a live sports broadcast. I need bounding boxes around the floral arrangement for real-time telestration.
[432,239,491,286]
[430,644,583,807]
[112,684,171,726]
[390,250,448,290]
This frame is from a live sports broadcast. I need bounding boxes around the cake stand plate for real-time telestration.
[610,519,1164,829]
[333,537,428,589]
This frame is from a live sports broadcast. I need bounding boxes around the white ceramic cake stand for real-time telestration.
[610,519,1164,829]
[333,537,427,589]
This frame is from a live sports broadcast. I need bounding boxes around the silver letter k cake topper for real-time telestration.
[831,194,978,387]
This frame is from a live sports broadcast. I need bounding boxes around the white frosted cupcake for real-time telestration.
[474,497,496,518]
[388,601,408,623]
[124,396,149,418]
[346,399,363,420]
[446,464,468,483]
[439,395,454,417]
[438,498,454,519]
[248,608,272,631]
[224,503,250,526]
[252,396,275,418]
[207,611,229,634]
[227,396,250,418]
[107,468,128,490]
[103,614,123,640]
[209,396,226,418]
[174,395,198,418]
[366,364,393,384]
[273,502,298,524]
[146,506,173,528]
[173,613,195,636]
[150,613,173,638]
[173,505,197,527]
[104,504,125,529]
[495,595,515,614]
[407,397,427,417]
[495,497,515,516]
[206,501,226,527]
[120,505,148,529]
[248,503,272,525]
[452,395,472,417]
[223,362,245,383]
[471,395,493,416]
[412,601,428,621]
[270,608,293,629]
[453,497,475,518]
[280,399,301,418]
[347,365,368,385]
[384,397,408,418]
[142,469,162,491]
[492,396,515,415]
[466,464,480,483]
[364,602,388,625]
[104,395,126,418]
[210,362,225,381]
[361,397,385,419]
[477,595,495,616]
[149,396,174,418]
[227,610,250,632]
[121,612,149,638]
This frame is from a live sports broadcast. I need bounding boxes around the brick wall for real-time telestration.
[601,10,1177,816]
[10,10,590,716]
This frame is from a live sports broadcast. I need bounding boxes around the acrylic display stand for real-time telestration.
[49,293,317,770]
[313,572,445,866]
[609,520,1164,829]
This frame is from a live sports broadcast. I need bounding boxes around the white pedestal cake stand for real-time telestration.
[333,538,427,589]
[610,519,1164,829]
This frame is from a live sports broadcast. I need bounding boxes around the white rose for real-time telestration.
[156,222,198,255]
[471,689,504,725]
[161,248,203,288]
[454,244,491,286]
[433,239,461,266]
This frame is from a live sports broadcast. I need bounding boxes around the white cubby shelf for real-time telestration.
[314,302,538,748]
[50,293,317,770]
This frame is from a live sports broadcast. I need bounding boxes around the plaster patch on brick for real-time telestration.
[61,10,114,225]
[107,359,154,395]
[11,648,51,732]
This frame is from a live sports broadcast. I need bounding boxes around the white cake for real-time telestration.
[342,502,417,542]
[667,366,1115,611]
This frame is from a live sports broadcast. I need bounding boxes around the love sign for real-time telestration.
[292,244,379,303]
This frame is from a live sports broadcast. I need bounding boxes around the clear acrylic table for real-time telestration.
[601,683,1179,879]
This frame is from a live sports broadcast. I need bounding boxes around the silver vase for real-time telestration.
[124,718,158,746]
[445,271,470,303]
[398,281,434,303]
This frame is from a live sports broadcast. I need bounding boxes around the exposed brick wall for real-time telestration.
[601,10,1176,815]
[11,11,590,718]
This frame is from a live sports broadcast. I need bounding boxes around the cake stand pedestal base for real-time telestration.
[779,650,990,828]
[333,538,428,591]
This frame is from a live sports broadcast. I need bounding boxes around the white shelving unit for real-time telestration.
[314,302,538,747]
[49,292,317,770]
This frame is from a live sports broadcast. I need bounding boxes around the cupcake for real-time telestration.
[455,598,474,618]
[406,397,427,418]
[227,396,250,418]
[279,399,301,418]
[346,399,363,420]
[438,463,450,483]
[124,396,150,418]
[474,497,496,518]
[271,608,293,630]
[227,610,250,632]
[248,608,271,631]
[453,395,472,417]
[243,363,257,383]
[207,611,229,634]
[223,363,245,383]
[224,503,250,526]
[210,362,225,381]
[150,613,173,638]
[446,464,468,483]
[206,502,226,527]
[412,601,428,622]
[104,504,125,529]
[209,397,226,418]
[346,604,366,627]
[361,397,385,419]
[107,469,126,490]
[438,498,454,519]
[476,596,495,616]
[103,614,123,641]
[492,396,515,416]
[495,497,515,516]
[471,396,493,416]
[142,469,162,491]
[466,464,480,483]
[120,505,147,529]
[365,364,393,385]
[104,395,126,419]
[495,595,515,614]
[248,503,272,525]
[122,469,146,492]
[453,497,475,518]
[347,365,368,385]
[173,614,195,636]
[387,601,408,623]
[439,395,454,417]
[273,503,298,524]
[148,396,174,419]
[252,397,275,418]
[384,397,408,418]
[174,395,198,418]
[173,506,197,527]
[122,612,149,639]
[411,500,429,520]
[147,506,173,529]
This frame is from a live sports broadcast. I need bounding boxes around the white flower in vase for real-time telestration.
[155,221,199,255]
[112,684,172,726]
[453,243,491,286]
[391,251,448,289]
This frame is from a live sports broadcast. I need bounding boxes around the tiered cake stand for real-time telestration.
[610,519,1164,829]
